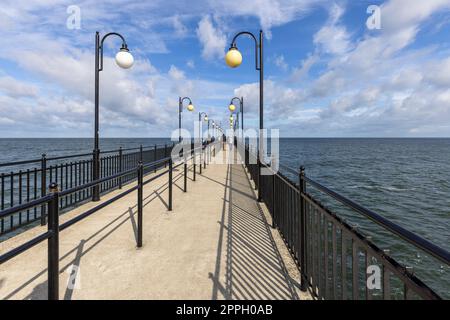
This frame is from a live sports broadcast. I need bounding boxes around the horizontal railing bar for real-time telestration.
[0,146,205,223]
[302,192,441,300]
[60,186,138,232]
[0,194,54,220]
[0,144,173,168]
[142,157,171,170]
[0,158,42,167]
[304,176,450,266]
[46,153,93,161]
[59,167,137,197]
[0,231,52,264]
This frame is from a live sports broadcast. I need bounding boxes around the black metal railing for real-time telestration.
[241,144,450,300]
[0,140,220,300]
[0,144,177,237]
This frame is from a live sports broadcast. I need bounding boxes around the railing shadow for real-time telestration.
[2,168,175,300]
[210,159,299,300]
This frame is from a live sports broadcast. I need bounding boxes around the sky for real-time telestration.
[1,0,450,137]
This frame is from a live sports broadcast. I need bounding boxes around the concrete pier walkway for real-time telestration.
[0,147,310,300]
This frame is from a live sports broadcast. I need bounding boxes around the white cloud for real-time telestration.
[196,15,226,60]
[172,15,188,38]
[0,76,39,98]
[313,3,351,55]
[290,54,319,81]
[273,55,288,71]
[210,0,324,37]
[186,60,195,69]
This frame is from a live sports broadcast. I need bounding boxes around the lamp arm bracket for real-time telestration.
[230,31,260,71]
[98,32,127,72]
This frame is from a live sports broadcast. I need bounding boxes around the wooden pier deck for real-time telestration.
[0,147,311,300]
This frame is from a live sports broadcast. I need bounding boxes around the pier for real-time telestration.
[0,140,449,300]
[0,145,310,300]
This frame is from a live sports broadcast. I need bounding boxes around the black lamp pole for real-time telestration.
[179,97,192,143]
[231,97,244,140]
[198,112,208,144]
[93,31,130,202]
[228,31,263,202]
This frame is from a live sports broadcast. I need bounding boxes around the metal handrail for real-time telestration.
[304,176,450,265]
[0,143,175,167]
[248,146,450,266]
[0,143,213,299]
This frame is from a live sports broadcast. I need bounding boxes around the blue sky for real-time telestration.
[1,0,450,137]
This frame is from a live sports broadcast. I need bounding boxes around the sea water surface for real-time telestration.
[0,138,449,298]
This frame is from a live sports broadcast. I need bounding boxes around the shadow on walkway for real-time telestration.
[211,160,299,300]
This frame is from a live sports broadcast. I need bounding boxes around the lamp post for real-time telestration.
[179,97,194,143]
[198,112,208,144]
[225,30,263,202]
[229,97,244,142]
[93,31,134,202]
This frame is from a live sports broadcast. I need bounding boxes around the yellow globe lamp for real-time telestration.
[187,104,194,112]
[204,115,208,121]
[228,104,236,112]
[225,47,242,68]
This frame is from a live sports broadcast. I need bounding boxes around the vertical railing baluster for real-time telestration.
[65,164,68,207]
[1,173,4,233]
[299,166,307,291]
[312,208,317,296]
[352,238,359,300]
[18,170,23,226]
[40,154,47,225]
[366,252,371,300]
[383,263,391,300]
[164,144,167,168]
[324,218,329,299]
[70,162,73,205]
[342,231,347,300]
[318,213,323,299]
[33,169,37,219]
[26,169,30,222]
[332,224,337,299]
[10,172,14,230]
[119,147,123,189]
[154,144,157,173]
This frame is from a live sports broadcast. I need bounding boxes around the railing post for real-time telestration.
[139,145,143,163]
[184,160,187,192]
[204,147,206,169]
[137,161,143,247]
[168,158,173,211]
[164,144,167,168]
[118,147,123,189]
[299,166,308,292]
[40,154,47,226]
[154,144,157,173]
[193,150,196,181]
[199,148,203,174]
[92,148,100,201]
[47,182,59,300]
[271,156,276,229]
